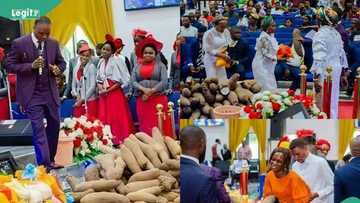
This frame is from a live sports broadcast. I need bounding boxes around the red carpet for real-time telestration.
[339,100,353,119]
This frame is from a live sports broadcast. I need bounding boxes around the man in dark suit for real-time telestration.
[180,126,218,203]
[5,16,66,170]
[334,135,360,202]
[227,26,249,79]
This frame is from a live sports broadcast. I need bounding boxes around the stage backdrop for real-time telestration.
[112,0,179,67]
[285,119,338,160]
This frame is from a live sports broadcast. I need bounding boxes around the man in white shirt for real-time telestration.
[180,15,198,38]
[290,138,334,203]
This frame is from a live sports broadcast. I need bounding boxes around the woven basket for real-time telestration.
[213,105,241,119]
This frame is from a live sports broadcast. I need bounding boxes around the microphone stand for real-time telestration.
[5,72,13,120]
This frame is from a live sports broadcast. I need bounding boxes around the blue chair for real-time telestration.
[277,28,294,33]
[275,32,292,38]
[277,38,292,46]
[60,99,75,118]
[243,37,257,45]
[246,31,261,38]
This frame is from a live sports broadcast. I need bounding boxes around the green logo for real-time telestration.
[0,0,62,20]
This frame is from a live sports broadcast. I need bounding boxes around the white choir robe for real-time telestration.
[311,25,348,119]
[292,153,334,203]
[202,27,232,80]
[252,31,279,91]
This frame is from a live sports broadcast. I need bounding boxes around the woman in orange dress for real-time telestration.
[263,147,312,203]
[131,36,168,135]
[97,40,134,145]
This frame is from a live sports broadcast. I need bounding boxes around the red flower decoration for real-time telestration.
[318,114,324,119]
[102,139,108,145]
[255,103,263,110]
[249,111,262,119]
[287,89,295,96]
[244,105,253,113]
[0,47,4,62]
[272,102,281,113]
[86,133,94,143]
[74,121,81,130]
[73,137,82,148]
[83,127,92,135]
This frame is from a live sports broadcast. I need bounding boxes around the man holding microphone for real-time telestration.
[5,16,66,171]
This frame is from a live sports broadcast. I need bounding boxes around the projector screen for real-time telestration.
[124,0,179,11]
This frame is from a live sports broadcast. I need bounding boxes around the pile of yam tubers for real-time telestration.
[66,127,181,203]
[180,73,262,119]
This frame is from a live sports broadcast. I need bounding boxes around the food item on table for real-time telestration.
[124,138,148,169]
[80,192,130,203]
[72,189,95,202]
[128,169,161,183]
[120,146,142,174]
[84,165,101,181]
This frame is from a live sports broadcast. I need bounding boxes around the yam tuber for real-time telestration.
[125,180,160,194]
[130,135,162,168]
[190,83,202,93]
[219,81,230,96]
[164,137,181,158]
[223,100,231,105]
[202,85,216,105]
[168,170,180,178]
[181,88,191,98]
[135,132,156,145]
[128,169,161,183]
[192,92,206,106]
[158,175,177,192]
[174,197,180,203]
[126,191,159,203]
[124,138,148,169]
[235,86,253,105]
[208,83,219,94]
[201,105,212,116]
[72,189,95,203]
[66,176,121,192]
[80,192,130,203]
[250,83,262,93]
[215,94,224,102]
[179,97,190,107]
[137,186,164,195]
[120,145,142,174]
[98,145,122,157]
[95,154,125,180]
[115,180,127,195]
[84,165,100,182]
[214,102,222,108]
[190,97,200,109]
[228,91,239,105]
[160,192,178,201]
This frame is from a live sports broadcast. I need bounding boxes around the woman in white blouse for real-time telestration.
[252,16,279,91]
[311,8,348,119]
[202,17,232,80]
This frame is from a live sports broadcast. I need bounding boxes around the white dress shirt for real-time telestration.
[181,155,200,165]
[292,153,334,203]
[31,32,44,50]
[180,26,198,38]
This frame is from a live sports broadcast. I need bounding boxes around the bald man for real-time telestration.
[334,135,360,202]
[180,126,218,203]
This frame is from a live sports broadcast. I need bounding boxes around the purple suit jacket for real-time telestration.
[201,164,231,203]
[5,35,66,107]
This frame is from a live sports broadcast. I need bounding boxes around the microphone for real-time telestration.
[38,42,43,75]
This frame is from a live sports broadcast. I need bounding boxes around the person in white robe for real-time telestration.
[252,16,279,91]
[202,17,232,80]
[290,138,334,203]
[311,8,348,119]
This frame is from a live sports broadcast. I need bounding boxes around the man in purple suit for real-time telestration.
[5,16,66,170]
